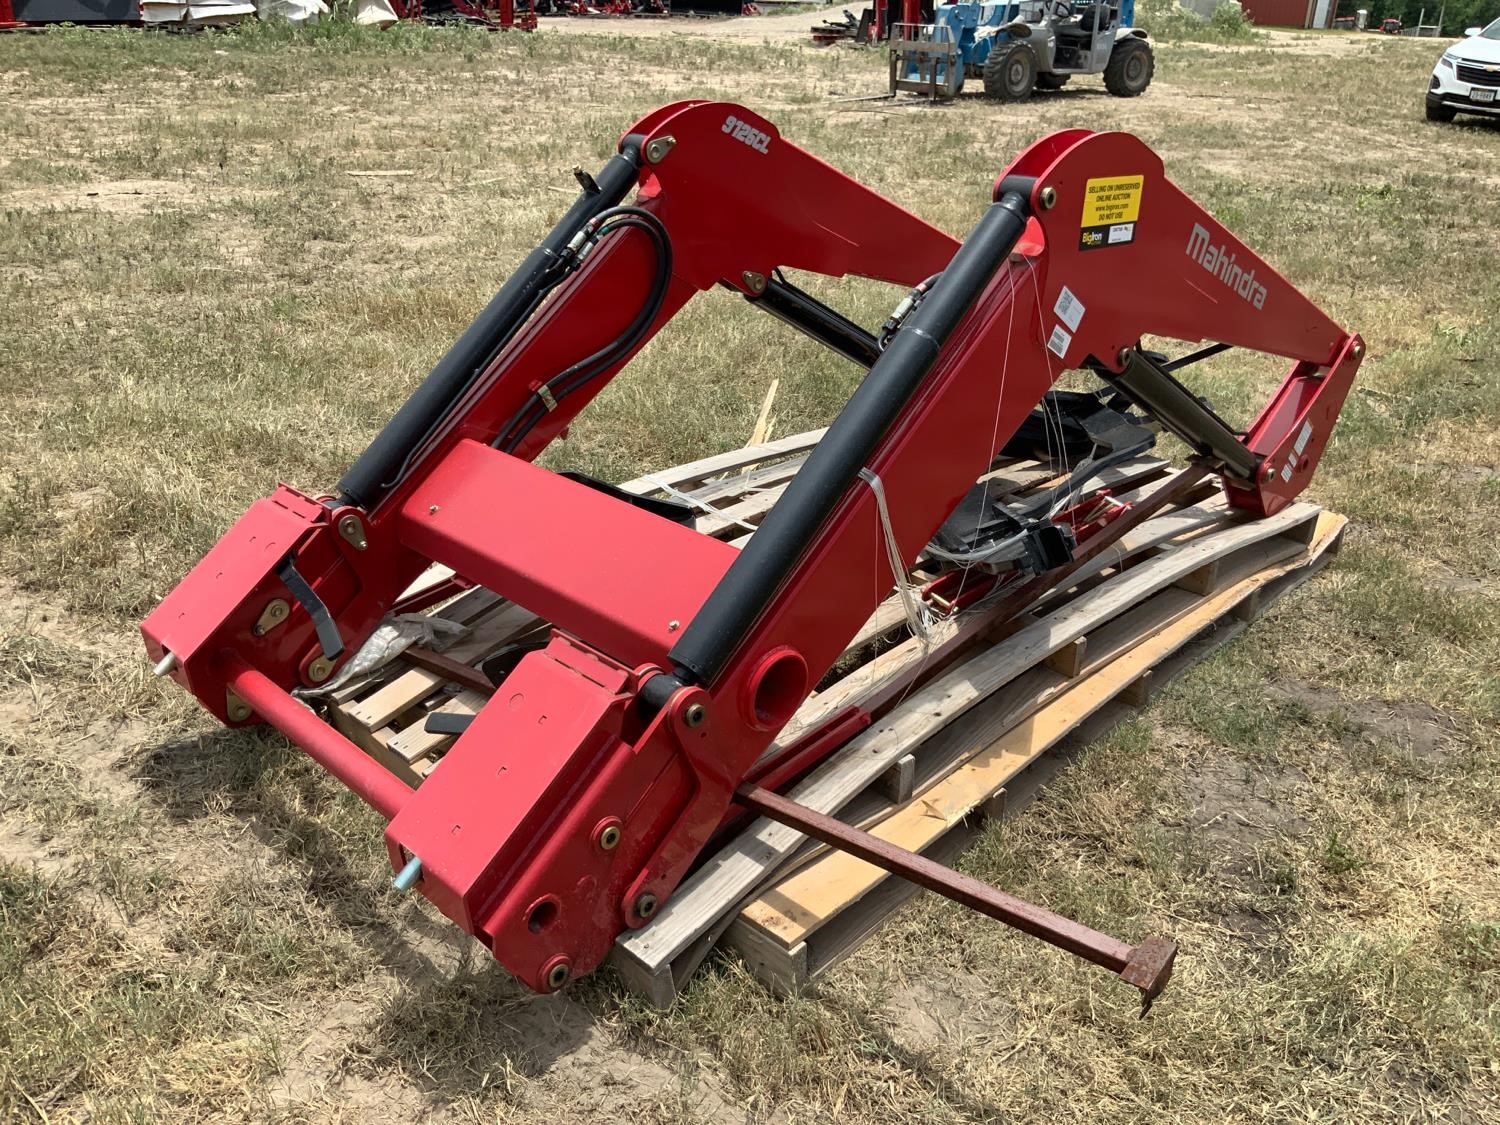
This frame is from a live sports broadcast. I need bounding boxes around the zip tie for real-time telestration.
[638,475,762,533]
[859,468,932,650]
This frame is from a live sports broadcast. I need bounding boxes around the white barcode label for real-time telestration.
[1047,325,1072,358]
[1053,287,1085,332]
[1293,421,1313,454]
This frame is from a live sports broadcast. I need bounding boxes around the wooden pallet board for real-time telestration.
[721,512,1346,993]
[608,502,1339,1005]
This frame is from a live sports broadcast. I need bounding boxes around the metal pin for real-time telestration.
[392,855,423,892]
[153,652,178,677]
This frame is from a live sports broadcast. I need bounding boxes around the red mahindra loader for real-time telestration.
[143,102,1361,1010]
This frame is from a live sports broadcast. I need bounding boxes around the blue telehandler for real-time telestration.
[890,0,1154,101]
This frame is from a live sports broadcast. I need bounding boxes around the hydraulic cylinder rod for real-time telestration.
[337,145,646,510]
[666,191,1033,690]
[747,276,881,368]
[1102,348,1261,482]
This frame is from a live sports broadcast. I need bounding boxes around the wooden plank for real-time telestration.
[328,711,424,789]
[735,511,1346,951]
[615,428,827,496]
[721,921,807,999]
[1043,635,1088,678]
[388,688,488,764]
[748,379,779,448]
[1173,559,1220,596]
[1120,669,1154,706]
[338,602,537,732]
[616,501,1320,974]
[874,754,916,803]
[614,512,1345,1004]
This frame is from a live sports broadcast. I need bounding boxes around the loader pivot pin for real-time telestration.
[392,855,424,892]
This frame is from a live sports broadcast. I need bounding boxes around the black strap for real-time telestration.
[277,557,345,660]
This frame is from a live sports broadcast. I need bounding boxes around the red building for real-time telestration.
[1240,0,1330,26]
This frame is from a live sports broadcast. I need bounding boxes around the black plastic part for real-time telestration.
[1030,523,1074,572]
[667,192,1033,689]
[998,387,1153,463]
[478,639,550,689]
[424,712,476,736]
[558,471,695,526]
[749,277,881,369]
[276,558,344,660]
[335,143,645,510]
[993,174,1039,205]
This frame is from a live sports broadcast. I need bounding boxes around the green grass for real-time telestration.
[1,19,1498,1123]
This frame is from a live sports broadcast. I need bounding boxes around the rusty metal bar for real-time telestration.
[736,782,1177,1009]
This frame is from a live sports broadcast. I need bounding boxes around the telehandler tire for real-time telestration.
[983,41,1038,101]
[1104,38,1154,97]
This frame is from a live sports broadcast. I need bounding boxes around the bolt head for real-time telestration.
[546,961,571,991]
[597,822,622,851]
[683,702,706,728]
[1039,186,1057,210]
[307,657,334,684]
[635,893,659,919]
[667,619,680,632]
[428,504,439,515]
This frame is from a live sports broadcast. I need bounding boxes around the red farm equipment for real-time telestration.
[144,102,1361,1009]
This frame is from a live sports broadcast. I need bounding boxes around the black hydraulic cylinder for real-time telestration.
[336,144,645,510]
[748,277,881,369]
[667,192,1032,689]
[1103,348,1260,482]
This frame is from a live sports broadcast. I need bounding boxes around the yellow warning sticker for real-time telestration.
[1081,175,1144,226]
[1079,175,1144,251]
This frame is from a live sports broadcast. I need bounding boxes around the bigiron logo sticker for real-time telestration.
[1186,222,1268,310]
[1079,175,1143,251]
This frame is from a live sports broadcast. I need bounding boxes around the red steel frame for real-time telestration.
[143,101,1362,996]
[389,0,534,28]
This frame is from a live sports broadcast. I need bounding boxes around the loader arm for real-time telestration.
[142,102,1362,1000]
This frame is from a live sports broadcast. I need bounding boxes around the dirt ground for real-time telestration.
[1,15,1498,1125]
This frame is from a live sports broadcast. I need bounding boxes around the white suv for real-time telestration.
[1427,18,1500,122]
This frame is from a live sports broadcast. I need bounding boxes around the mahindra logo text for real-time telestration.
[1186,223,1267,310]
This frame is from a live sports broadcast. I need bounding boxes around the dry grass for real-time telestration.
[1,20,1497,1124]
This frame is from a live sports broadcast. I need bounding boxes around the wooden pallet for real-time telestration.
[318,427,1346,1007]
[608,502,1344,1006]
[721,512,1346,995]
